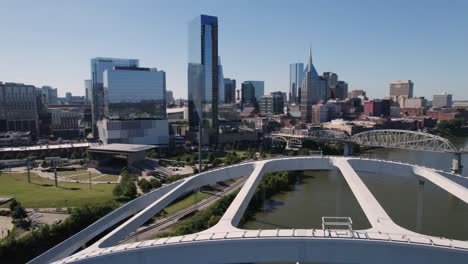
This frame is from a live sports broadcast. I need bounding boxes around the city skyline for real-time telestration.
[1,0,468,100]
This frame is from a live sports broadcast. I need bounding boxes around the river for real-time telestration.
[242,137,468,241]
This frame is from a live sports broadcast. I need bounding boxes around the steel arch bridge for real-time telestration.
[271,129,459,153]
[351,129,459,153]
[31,157,468,264]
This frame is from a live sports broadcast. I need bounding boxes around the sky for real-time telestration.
[1,0,467,100]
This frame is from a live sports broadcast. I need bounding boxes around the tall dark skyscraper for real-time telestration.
[224,78,236,103]
[289,63,304,104]
[188,15,219,146]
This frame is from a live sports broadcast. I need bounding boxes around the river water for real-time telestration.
[242,137,468,241]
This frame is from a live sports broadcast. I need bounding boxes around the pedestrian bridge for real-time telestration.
[31,156,468,264]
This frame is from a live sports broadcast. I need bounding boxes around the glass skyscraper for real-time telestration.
[289,63,304,104]
[188,15,219,146]
[90,57,139,137]
[97,66,169,145]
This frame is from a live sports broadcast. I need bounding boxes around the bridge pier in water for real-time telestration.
[452,152,463,175]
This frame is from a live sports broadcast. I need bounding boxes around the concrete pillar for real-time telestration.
[451,152,463,175]
[416,178,425,233]
[343,142,354,156]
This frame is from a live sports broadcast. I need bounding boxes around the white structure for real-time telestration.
[32,156,468,264]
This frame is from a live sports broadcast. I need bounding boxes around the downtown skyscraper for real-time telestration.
[301,47,327,122]
[289,63,304,104]
[90,57,139,137]
[187,15,219,146]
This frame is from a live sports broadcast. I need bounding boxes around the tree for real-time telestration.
[0,162,4,172]
[212,158,221,167]
[122,182,137,199]
[185,156,191,163]
[9,199,19,211]
[112,184,123,197]
[70,151,79,160]
[193,167,199,174]
[207,153,215,164]
[12,205,27,220]
[138,178,152,193]
[150,178,162,189]
[41,160,49,168]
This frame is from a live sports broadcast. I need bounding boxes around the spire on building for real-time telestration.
[308,44,313,72]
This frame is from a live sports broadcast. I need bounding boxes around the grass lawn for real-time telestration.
[0,173,116,208]
[163,191,212,215]
[93,174,119,182]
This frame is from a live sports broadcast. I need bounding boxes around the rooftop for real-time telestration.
[87,143,154,153]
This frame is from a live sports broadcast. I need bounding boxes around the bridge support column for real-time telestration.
[343,142,354,156]
[452,152,463,175]
[416,178,425,233]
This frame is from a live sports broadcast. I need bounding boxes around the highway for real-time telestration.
[119,176,246,243]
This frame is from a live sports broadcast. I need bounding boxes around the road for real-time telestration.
[119,177,246,244]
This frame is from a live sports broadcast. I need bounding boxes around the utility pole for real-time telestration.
[88,171,92,189]
[54,161,58,187]
[26,159,31,183]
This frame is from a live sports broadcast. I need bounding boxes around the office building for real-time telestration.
[259,92,284,116]
[289,63,304,104]
[97,66,169,145]
[364,99,390,117]
[301,47,326,122]
[90,57,139,137]
[50,108,82,139]
[218,57,225,104]
[311,103,328,124]
[322,72,338,99]
[405,97,427,108]
[188,15,219,146]
[243,81,264,102]
[166,90,175,105]
[334,81,349,100]
[432,93,452,108]
[241,81,256,106]
[40,86,58,105]
[390,80,414,98]
[348,89,367,99]
[85,80,92,104]
[224,78,236,103]
[0,82,39,136]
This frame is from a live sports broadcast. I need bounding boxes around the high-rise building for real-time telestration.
[390,80,414,98]
[335,81,349,100]
[218,57,225,104]
[85,80,92,104]
[224,78,236,103]
[289,63,304,104]
[348,89,367,99]
[0,82,39,135]
[404,97,427,108]
[41,86,58,105]
[432,93,452,108]
[188,14,219,146]
[90,57,139,137]
[311,103,328,124]
[244,81,264,102]
[259,92,284,115]
[241,81,256,106]
[97,66,168,145]
[166,90,175,105]
[322,72,338,99]
[301,47,326,122]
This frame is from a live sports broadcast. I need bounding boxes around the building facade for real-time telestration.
[334,81,349,100]
[97,66,169,145]
[85,80,92,104]
[390,80,414,98]
[348,89,367,99]
[405,97,427,108]
[432,93,452,108]
[224,78,236,103]
[41,86,58,105]
[0,82,39,136]
[187,14,219,146]
[289,63,304,104]
[90,57,139,137]
[301,48,326,122]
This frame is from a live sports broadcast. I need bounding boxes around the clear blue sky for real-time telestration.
[1,0,467,100]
